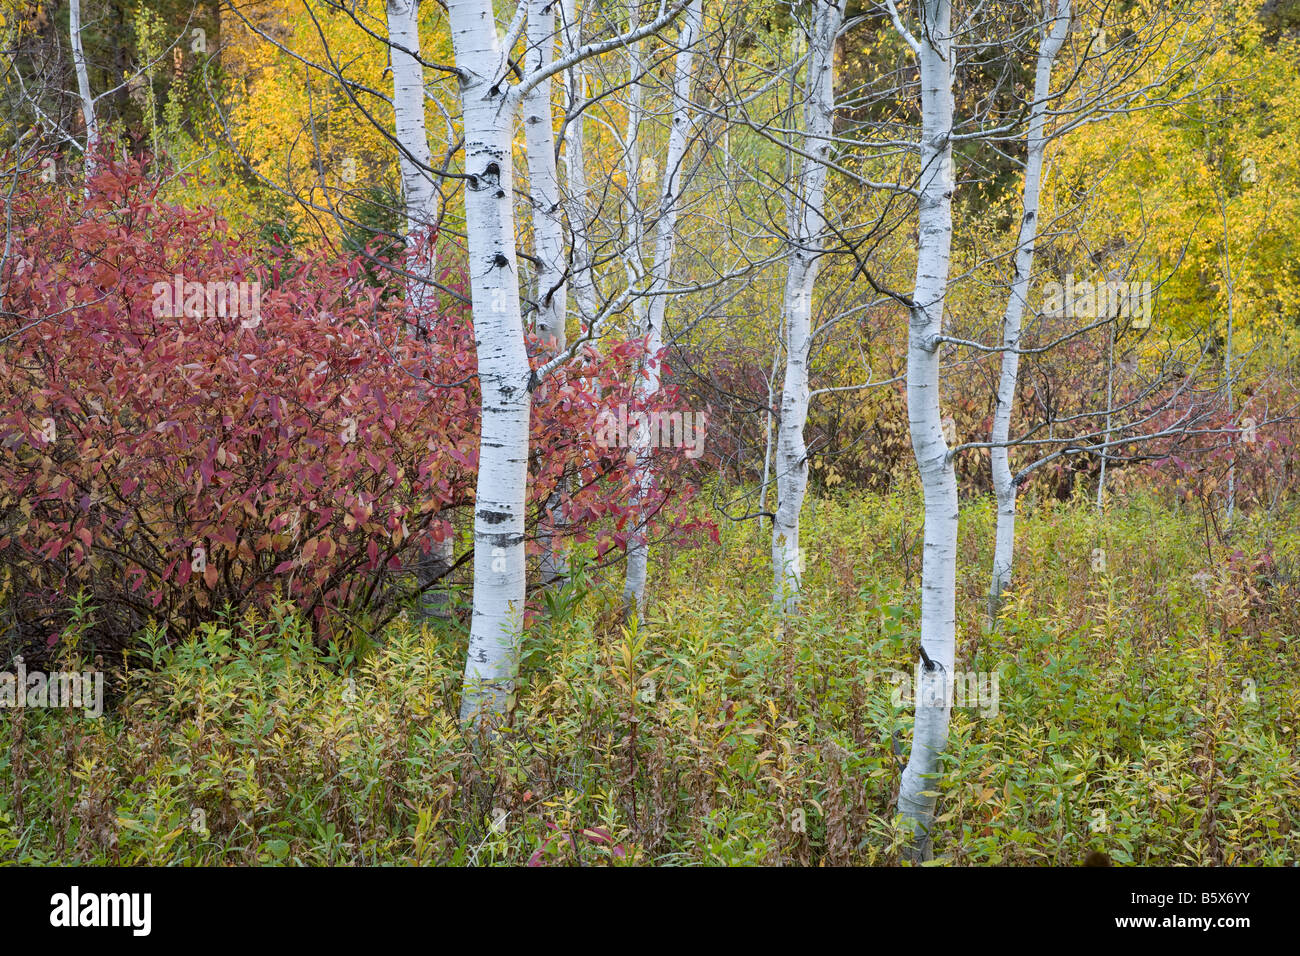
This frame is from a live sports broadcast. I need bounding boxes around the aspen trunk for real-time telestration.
[896,0,958,862]
[387,0,454,621]
[622,0,703,619]
[525,0,570,587]
[987,1,1071,628]
[772,0,842,611]
[447,0,531,723]
[70,0,99,185]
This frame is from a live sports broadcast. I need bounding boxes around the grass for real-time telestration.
[2,487,1298,865]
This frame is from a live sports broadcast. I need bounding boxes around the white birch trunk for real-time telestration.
[621,0,703,619]
[987,0,1071,627]
[387,0,455,621]
[447,0,531,723]
[895,0,958,862]
[1218,190,1237,527]
[388,0,438,247]
[525,0,570,587]
[525,0,567,349]
[772,0,842,611]
[759,340,778,542]
[561,0,599,328]
[70,0,99,184]
[616,24,650,615]
[617,26,651,616]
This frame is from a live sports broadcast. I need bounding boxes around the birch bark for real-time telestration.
[387,0,455,621]
[525,0,567,350]
[895,0,958,862]
[447,0,532,722]
[561,0,599,327]
[622,0,704,618]
[772,0,842,611]
[524,0,571,586]
[445,0,688,717]
[987,0,1072,627]
[70,0,99,184]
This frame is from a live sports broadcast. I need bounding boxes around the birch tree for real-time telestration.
[889,0,960,862]
[889,0,961,858]
[448,0,689,721]
[524,0,567,352]
[621,0,704,619]
[443,0,535,721]
[385,0,458,620]
[888,0,1189,859]
[986,0,1071,624]
[771,0,843,611]
[976,1,1230,628]
[559,0,600,329]
[880,1,1233,855]
[545,3,760,611]
[69,0,99,184]
[525,0,570,587]
[233,0,696,716]
[386,0,439,265]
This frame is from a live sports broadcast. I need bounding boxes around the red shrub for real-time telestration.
[0,161,708,654]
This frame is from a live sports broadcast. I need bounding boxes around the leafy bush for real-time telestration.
[0,162,478,653]
[0,162,705,658]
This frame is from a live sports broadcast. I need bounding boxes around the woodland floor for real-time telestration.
[2,489,1297,865]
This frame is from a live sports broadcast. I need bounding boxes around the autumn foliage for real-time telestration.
[0,161,704,655]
